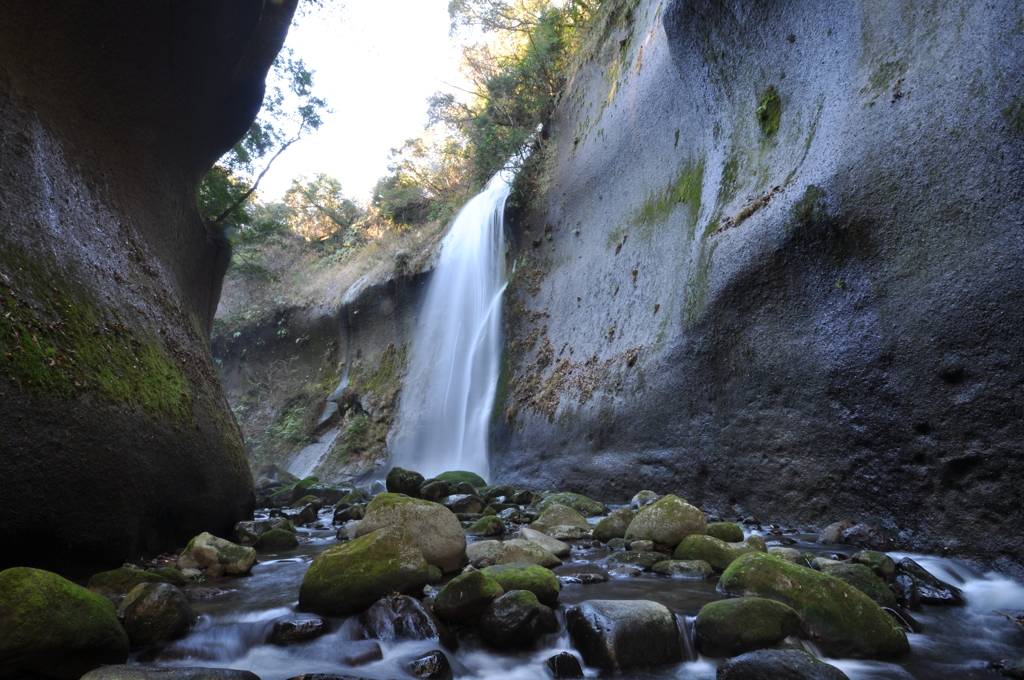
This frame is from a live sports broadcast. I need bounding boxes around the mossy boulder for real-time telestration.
[820,563,897,608]
[386,466,425,497]
[536,492,604,517]
[598,551,664,571]
[651,560,713,578]
[419,479,455,503]
[706,522,744,543]
[495,539,562,568]
[519,527,571,558]
[152,567,188,586]
[0,567,129,679]
[674,534,767,571]
[593,508,635,543]
[467,516,505,536]
[232,517,296,545]
[254,527,300,551]
[290,494,323,510]
[624,495,706,547]
[695,597,801,657]
[298,526,430,616]
[851,550,897,579]
[357,493,466,573]
[718,552,910,658]
[482,563,562,605]
[530,503,589,534]
[480,590,559,648]
[87,567,169,596]
[436,471,486,487]
[630,490,661,509]
[432,570,504,624]
[176,532,256,578]
[116,582,195,647]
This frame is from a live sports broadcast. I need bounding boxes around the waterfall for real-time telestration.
[390,170,512,481]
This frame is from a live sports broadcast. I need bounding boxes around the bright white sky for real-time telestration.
[256,0,466,203]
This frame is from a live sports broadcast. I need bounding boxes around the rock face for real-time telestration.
[0,0,297,579]
[491,0,1024,574]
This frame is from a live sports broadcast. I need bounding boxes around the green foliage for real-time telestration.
[285,173,363,243]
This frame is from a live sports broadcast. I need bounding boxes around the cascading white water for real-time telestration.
[390,170,512,481]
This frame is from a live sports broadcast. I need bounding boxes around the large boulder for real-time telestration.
[232,517,296,546]
[386,467,425,496]
[87,567,170,596]
[818,563,896,608]
[706,522,745,543]
[535,492,604,516]
[432,570,504,624]
[593,508,636,543]
[624,495,706,547]
[435,470,486,487]
[480,590,559,648]
[494,539,562,568]
[482,563,562,605]
[674,534,767,571]
[177,533,256,578]
[356,493,466,573]
[359,594,452,646]
[717,649,851,680]
[253,528,299,551]
[0,0,295,580]
[0,567,129,679]
[719,552,910,658]
[695,597,801,657]
[651,559,714,578]
[298,526,431,616]
[565,599,682,670]
[519,527,571,558]
[530,503,590,534]
[117,583,196,647]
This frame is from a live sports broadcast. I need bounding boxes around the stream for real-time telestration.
[134,508,1024,680]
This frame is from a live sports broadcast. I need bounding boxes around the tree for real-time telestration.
[285,174,363,245]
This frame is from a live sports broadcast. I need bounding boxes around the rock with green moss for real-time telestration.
[117,583,195,647]
[706,522,744,543]
[467,516,505,536]
[287,502,318,526]
[0,567,129,679]
[290,495,323,510]
[695,597,801,657]
[419,479,455,503]
[651,560,713,578]
[718,552,910,658]
[298,526,430,616]
[594,508,635,543]
[674,534,767,571]
[624,495,706,547]
[630,490,661,509]
[519,527,571,558]
[467,540,503,564]
[851,550,896,579]
[536,492,604,517]
[545,525,584,541]
[152,568,188,586]
[87,567,169,596]
[233,517,296,545]
[598,551,663,571]
[254,528,300,551]
[530,503,590,534]
[433,570,504,624]
[336,488,371,509]
[177,533,256,578]
[482,563,562,605]
[444,494,486,514]
[356,493,466,572]
[820,563,897,608]
[436,471,486,488]
[496,539,562,568]
[386,466,425,497]
[480,590,559,648]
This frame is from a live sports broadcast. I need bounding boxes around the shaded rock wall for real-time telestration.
[495,0,1024,574]
[0,0,297,579]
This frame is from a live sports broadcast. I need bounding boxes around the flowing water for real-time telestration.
[136,508,1024,680]
[390,171,512,480]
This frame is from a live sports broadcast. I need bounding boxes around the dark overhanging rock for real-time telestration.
[0,0,298,579]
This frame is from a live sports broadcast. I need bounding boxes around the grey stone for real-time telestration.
[565,600,682,670]
[716,649,850,680]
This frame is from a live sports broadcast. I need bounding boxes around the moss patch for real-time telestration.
[626,158,706,241]
[482,563,561,605]
[1003,96,1024,137]
[756,86,782,136]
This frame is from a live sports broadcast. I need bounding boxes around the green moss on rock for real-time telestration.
[706,522,744,543]
[695,597,801,657]
[536,492,604,517]
[436,470,486,487]
[86,567,169,596]
[482,563,562,605]
[468,515,505,536]
[624,494,706,547]
[433,570,504,623]
[819,563,896,608]
[674,534,767,572]
[756,86,782,136]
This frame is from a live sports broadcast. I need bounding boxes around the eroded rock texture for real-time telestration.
[0,0,297,578]
[496,0,1024,574]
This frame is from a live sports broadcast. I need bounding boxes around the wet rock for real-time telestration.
[268,618,331,646]
[466,540,503,563]
[338,640,384,666]
[717,648,851,680]
[624,494,706,548]
[443,494,486,514]
[482,563,562,605]
[811,557,845,570]
[153,568,189,586]
[529,503,590,534]
[606,538,630,550]
[565,599,682,670]
[333,505,366,524]
[290,495,324,511]
[117,583,196,647]
[545,525,584,541]
[484,484,517,502]
[850,551,896,579]
[558,572,610,585]
[182,587,228,602]
[535,492,604,517]
[359,594,451,645]
[768,547,807,565]
[386,466,426,496]
[419,479,455,503]
[706,522,745,543]
[519,527,571,558]
[719,553,910,658]
[177,533,256,578]
[630,490,661,510]
[336,521,361,541]
[545,652,584,679]
[480,590,559,648]
[467,516,505,536]
[841,524,894,551]
[889,574,921,610]
[298,526,431,616]
[817,522,855,544]
[513,490,536,505]
[598,551,663,571]
[357,493,466,573]
[335,489,371,510]
[287,503,319,526]
[233,517,297,545]
[253,528,299,551]
[895,557,964,606]
[629,539,655,552]
[651,559,713,578]
[456,482,479,495]
[674,535,767,572]
[593,508,636,543]
[432,570,503,624]
[405,650,453,680]
[497,507,522,522]
[82,669,261,680]
[495,538,562,567]
[818,564,896,608]
[608,566,643,578]
[0,567,129,679]
[87,567,170,596]
[695,597,801,657]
